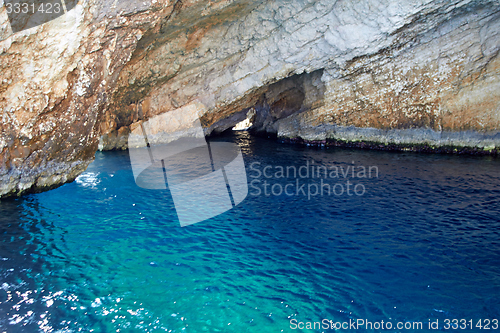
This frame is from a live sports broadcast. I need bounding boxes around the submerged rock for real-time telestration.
[0,0,499,197]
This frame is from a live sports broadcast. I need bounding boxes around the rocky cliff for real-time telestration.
[1,0,499,198]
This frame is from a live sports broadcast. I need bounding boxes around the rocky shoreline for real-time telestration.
[1,0,499,198]
[279,137,500,156]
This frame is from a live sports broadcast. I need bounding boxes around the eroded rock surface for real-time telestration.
[1,0,499,197]
[0,0,173,197]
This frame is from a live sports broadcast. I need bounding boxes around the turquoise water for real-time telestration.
[1,132,499,332]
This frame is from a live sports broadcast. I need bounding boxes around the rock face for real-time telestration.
[0,0,172,197]
[1,0,499,198]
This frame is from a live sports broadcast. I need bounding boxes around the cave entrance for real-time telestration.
[207,69,325,136]
[232,108,256,131]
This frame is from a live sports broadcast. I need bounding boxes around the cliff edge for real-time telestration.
[1,0,499,197]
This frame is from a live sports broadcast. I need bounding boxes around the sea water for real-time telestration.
[1,132,499,332]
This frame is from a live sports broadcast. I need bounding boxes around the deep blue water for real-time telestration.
[1,132,499,332]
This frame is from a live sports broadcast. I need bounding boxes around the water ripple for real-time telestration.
[1,133,499,332]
